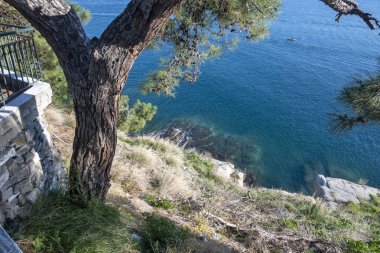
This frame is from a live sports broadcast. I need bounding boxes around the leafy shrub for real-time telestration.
[144,195,174,209]
[118,96,157,133]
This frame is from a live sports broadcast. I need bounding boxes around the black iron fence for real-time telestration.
[0,23,41,106]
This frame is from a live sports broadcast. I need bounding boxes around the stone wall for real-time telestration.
[0,82,66,224]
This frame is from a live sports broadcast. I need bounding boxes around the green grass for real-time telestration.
[14,192,137,253]
[346,239,380,253]
[185,152,214,178]
[144,195,174,210]
[144,214,189,253]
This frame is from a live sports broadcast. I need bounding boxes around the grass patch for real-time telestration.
[122,137,169,154]
[144,214,189,253]
[346,239,380,253]
[281,218,298,230]
[127,148,154,167]
[185,152,214,178]
[144,195,174,209]
[15,192,137,253]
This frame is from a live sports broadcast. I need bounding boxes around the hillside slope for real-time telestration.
[14,107,379,253]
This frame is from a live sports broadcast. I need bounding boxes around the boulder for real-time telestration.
[315,175,380,204]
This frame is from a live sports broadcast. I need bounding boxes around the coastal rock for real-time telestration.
[315,175,380,204]
[212,159,245,187]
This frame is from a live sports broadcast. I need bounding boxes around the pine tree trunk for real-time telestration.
[66,57,130,201]
[68,83,120,201]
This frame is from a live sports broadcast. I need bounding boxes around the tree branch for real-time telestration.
[87,0,185,92]
[320,0,380,30]
[99,0,184,54]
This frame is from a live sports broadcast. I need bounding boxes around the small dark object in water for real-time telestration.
[287,37,295,41]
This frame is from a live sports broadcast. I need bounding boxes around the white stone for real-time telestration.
[212,159,235,179]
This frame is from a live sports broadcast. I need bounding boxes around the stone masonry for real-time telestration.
[0,82,66,224]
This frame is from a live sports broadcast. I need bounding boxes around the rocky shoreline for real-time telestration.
[151,122,380,206]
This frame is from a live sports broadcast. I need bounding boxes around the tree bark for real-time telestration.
[5,0,184,201]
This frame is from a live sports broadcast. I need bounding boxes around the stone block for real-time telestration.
[0,167,9,189]
[8,163,28,178]
[18,194,26,205]
[1,201,19,219]
[25,129,35,143]
[13,155,25,164]
[0,148,16,167]
[15,145,31,156]
[7,193,20,203]
[1,187,13,202]
[13,178,33,195]
[3,166,30,190]
[0,209,4,225]
[11,134,27,148]
[23,150,36,163]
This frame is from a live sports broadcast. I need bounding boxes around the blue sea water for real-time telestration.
[76,0,380,192]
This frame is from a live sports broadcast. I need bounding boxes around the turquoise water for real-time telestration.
[77,0,380,192]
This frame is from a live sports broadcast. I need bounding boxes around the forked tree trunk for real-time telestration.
[5,0,184,201]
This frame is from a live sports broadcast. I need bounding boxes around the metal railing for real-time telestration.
[0,23,41,107]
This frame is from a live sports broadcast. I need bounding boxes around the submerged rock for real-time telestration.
[315,174,380,204]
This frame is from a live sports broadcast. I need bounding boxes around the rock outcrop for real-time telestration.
[315,174,380,205]
[211,159,245,187]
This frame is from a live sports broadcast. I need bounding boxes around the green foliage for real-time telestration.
[144,195,174,209]
[332,77,380,131]
[144,214,189,253]
[346,195,380,236]
[281,218,298,230]
[346,239,380,253]
[118,96,157,133]
[283,200,355,239]
[34,35,71,108]
[71,3,91,24]
[141,0,280,96]
[185,151,214,178]
[17,192,137,253]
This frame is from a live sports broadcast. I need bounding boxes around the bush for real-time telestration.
[118,96,157,133]
[144,195,174,209]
